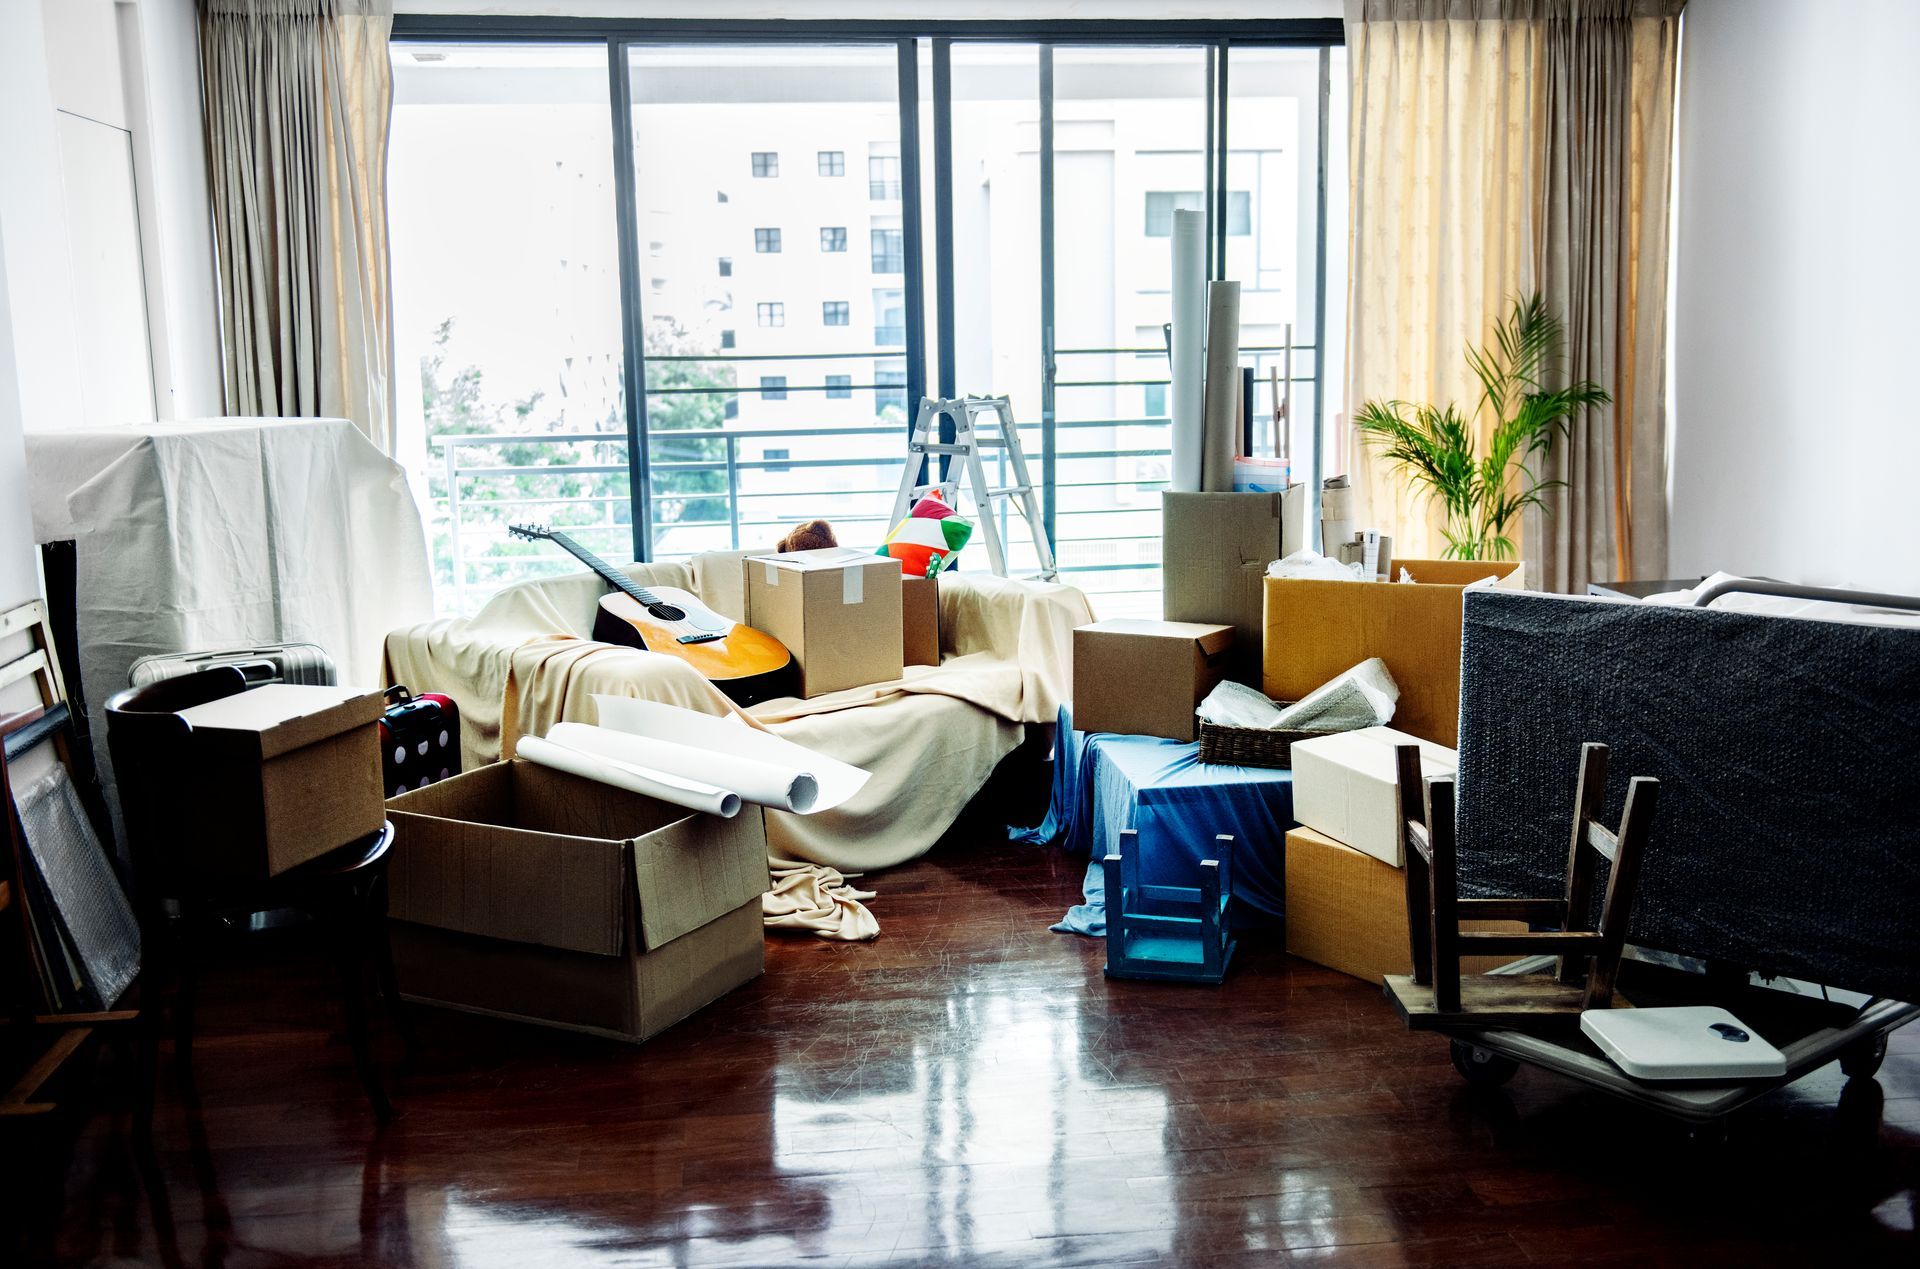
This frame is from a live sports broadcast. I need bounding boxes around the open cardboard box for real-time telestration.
[1262,559,1521,747]
[386,759,768,1044]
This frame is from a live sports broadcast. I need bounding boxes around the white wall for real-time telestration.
[1670,0,1920,595]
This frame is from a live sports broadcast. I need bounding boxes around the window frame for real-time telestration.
[389,16,1344,566]
[819,226,848,253]
[752,227,782,254]
[755,301,785,328]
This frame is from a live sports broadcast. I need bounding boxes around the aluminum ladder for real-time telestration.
[889,395,1057,581]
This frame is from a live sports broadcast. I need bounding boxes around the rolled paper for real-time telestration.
[1169,209,1206,492]
[1200,280,1243,492]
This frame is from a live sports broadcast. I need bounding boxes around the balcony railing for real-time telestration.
[423,341,1314,616]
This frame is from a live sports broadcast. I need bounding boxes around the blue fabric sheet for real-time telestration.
[1011,706,1294,937]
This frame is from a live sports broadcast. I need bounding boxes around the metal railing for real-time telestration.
[425,339,1317,614]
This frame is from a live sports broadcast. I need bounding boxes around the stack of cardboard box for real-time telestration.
[1269,563,1527,983]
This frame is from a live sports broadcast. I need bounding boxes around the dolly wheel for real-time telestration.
[1840,1034,1888,1080]
[1450,1040,1519,1087]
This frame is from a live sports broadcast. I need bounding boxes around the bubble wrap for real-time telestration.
[1455,589,1920,1003]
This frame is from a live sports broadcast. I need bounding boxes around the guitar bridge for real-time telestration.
[676,632,724,645]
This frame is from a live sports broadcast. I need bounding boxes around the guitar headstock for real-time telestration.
[508,523,554,542]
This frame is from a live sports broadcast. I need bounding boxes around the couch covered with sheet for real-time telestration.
[383,553,1092,875]
[1455,589,1920,1002]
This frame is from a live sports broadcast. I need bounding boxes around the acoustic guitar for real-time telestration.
[507,524,794,706]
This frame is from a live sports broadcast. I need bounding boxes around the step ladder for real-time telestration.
[890,395,1057,581]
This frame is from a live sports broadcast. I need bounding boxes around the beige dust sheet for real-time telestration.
[384,557,1091,939]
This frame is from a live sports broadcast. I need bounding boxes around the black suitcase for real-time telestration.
[379,686,462,798]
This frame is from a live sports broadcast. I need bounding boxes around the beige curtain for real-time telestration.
[1343,0,1682,588]
[199,0,395,451]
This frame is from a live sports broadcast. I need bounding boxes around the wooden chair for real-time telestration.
[1102,828,1237,984]
[1386,742,1659,1028]
[105,669,407,1122]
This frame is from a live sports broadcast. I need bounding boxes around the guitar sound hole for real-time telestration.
[647,603,686,622]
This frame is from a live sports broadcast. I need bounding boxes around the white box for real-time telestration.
[1289,726,1457,867]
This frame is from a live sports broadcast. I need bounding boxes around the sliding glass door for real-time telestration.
[388,22,1344,616]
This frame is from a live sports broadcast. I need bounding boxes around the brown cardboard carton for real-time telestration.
[1284,826,1524,985]
[1261,559,1522,747]
[175,684,385,879]
[902,574,941,667]
[1073,618,1234,742]
[385,760,768,1043]
[745,548,904,697]
[1162,488,1306,684]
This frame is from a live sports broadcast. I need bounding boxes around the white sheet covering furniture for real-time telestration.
[25,418,433,817]
[383,555,1091,879]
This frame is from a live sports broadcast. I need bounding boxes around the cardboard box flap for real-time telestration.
[178,684,382,760]
[387,809,627,957]
[1396,559,1523,588]
[630,809,769,950]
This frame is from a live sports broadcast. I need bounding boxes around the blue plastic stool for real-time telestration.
[1102,828,1237,984]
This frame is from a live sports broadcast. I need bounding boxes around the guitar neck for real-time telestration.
[545,532,661,606]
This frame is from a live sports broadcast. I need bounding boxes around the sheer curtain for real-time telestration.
[199,0,395,451]
[1343,0,1682,588]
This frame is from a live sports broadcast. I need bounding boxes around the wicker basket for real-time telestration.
[1196,716,1335,769]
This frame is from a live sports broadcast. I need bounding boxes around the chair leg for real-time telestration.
[171,914,199,1088]
[1395,745,1434,986]
[1558,743,1609,986]
[328,888,392,1123]
[368,870,415,1058]
[1425,778,1461,1014]
[1583,776,1658,1011]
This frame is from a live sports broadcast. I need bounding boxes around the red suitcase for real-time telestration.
[380,686,461,798]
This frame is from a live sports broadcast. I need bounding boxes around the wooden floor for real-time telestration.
[26,817,1920,1266]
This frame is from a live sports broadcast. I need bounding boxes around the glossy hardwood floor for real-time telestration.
[28,799,1920,1267]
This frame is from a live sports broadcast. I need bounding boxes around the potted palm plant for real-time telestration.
[1352,293,1608,561]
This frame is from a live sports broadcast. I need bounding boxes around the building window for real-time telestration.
[1143,191,1252,237]
[764,446,791,474]
[817,150,845,177]
[873,288,905,347]
[868,146,901,201]
[717,257,732,277]
[720,329,736,349]
[873,367,908,416]
[825,374,852,399]
[759,375,788,400]
[822,300,850,327]
[870,227,904,274]
[723,396,739,420]
[756,302,784,327]
[754,227,781,254]
[751,151,778,177]
[820,226,847,253]
[1143,383,1169,417]
[716,190,729,204]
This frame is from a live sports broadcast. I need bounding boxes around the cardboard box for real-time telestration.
[745,547,904,697]
[175,684,385,879]
[386,760,768,1044]
[1285,826,1524,985]
[1073,619,1234,742]
[1290,726,1457,867]
[1162,488,1306,684]
[902,574,941,667]
[1261,559,1522,747]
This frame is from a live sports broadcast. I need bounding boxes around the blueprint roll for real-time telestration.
[1200,280,1243,492]
[515,735,742,819]
[546,720,819,813]
[1169,209,1206,492]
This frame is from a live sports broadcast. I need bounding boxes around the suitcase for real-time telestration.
[380,685,461,798]
[128,643,337,690]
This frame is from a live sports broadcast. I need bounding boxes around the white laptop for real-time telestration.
[1580,1006,1787,1080]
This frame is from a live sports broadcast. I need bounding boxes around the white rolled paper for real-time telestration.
[593,695,871,814]
[1169,208,1207,493]
[514,735,742,819]
[1201,280,1243,492]
[546,720,819,814]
